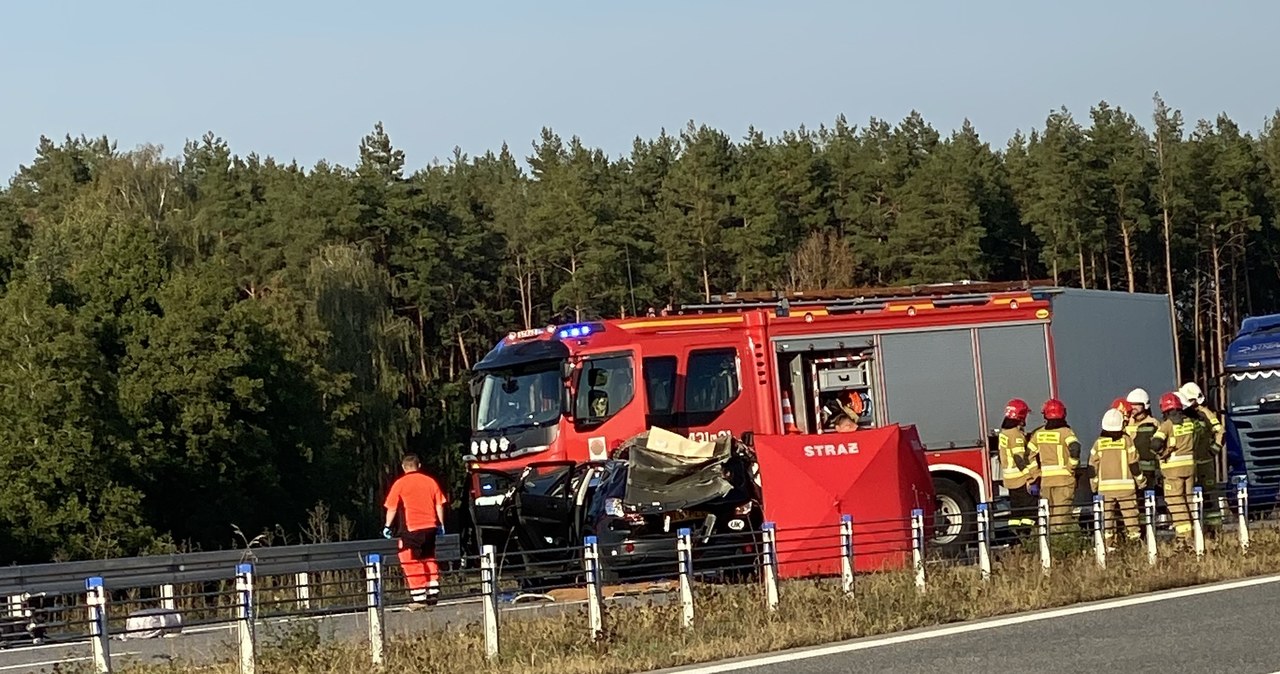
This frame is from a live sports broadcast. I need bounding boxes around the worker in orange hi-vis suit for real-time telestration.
[382,454,448,607]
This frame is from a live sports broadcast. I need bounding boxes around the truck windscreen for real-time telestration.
[475,363,563,431]
[1228,370,1280,413]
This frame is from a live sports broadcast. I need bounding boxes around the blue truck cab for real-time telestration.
[1224,314,1280,510]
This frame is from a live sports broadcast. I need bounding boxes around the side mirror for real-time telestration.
[561,360,575,381]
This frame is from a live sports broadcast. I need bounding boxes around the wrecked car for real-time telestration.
[473,428,763,586]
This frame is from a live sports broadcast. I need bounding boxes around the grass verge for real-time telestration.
[71,532,1280,674]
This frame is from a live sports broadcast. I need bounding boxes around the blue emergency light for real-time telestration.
[557,323,603,340]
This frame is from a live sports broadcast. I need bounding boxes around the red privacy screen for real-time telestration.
[754,424,935,578]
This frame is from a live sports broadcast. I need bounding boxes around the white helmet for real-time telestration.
[1101,408,1126,432]
[1126,388,1150,406]
[1179,382,1205,406]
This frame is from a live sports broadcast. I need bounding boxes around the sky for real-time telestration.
[3,0,1279,177]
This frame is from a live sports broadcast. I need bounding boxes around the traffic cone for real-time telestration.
[781,391,800,434]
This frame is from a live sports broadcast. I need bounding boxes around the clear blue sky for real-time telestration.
[3,0,1278,177]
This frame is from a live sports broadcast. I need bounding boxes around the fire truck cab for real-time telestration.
[466,281,1179,553]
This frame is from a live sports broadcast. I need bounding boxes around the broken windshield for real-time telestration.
[475,363,563,431]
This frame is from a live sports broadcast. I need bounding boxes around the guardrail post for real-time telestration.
[676,528,695,628]
[761,522,780,611]
[1092,494,1106,570]
[839,514,855,595]
[295,572,311,610]
[1192,487,1205,557]
[583,536,604,639]
[1036,499,1051,576]
[976,503,991,582]
[160,583,176,612]
[1236,479,1250,551]
[480,544,499,660]
[85,576,111,674]
[365,553,385,666]
[235,563,256,674]
[1144,490,1158,566]
[910,509,925,593]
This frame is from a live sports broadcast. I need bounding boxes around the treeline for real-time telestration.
[2,94,1279,563]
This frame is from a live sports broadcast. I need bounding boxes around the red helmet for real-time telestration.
[1159,392,1183,413]
[1004,398,1030,421]
[1111,398,1133,415]
[1042,399,1066,421]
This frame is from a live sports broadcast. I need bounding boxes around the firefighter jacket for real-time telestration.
[1189,406,1224,464]
[1028,424,1081,488]
[998,427,1036,489]
[1089,434,1145,493]
[1153,412,1197,475]
[1125,415,1160,470]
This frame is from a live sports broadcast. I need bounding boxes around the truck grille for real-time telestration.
[1235,417,1280,484]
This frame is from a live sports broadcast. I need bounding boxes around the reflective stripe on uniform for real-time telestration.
[1033,428,1078,477]
[1162,420,1197,468]
[999,431,1029,481]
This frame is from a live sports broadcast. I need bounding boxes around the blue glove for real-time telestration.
[382,526,394,540]
[436,525,446,536]
[1028,483,1040,497]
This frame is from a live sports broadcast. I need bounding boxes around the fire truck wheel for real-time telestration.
[931,480,975,554]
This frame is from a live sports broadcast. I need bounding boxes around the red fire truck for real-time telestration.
[466,281,1179,551]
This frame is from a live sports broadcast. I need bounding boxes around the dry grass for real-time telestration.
[77,532,1280,674]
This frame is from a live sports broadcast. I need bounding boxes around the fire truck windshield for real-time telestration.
[475,363,563,431]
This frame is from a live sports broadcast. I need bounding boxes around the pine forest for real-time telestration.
[3,94,1279,563]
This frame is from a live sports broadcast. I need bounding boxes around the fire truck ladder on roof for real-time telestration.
[676,279,1056,315]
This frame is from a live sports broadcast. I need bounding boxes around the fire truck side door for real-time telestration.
[675,344,751,439]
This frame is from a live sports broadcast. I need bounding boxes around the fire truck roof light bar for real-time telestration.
[677,280,1057,314]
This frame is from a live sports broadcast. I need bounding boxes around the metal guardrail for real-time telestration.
[1,536,463,597]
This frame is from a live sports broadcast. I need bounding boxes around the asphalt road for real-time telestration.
[654,574,1280,674]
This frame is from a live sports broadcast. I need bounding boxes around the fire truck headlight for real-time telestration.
[499,437,511,452]
[471,440,480,455]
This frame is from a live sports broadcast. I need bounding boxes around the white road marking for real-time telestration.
[658,573,1280,673]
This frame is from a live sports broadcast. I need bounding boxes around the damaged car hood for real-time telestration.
[623,430,734,511]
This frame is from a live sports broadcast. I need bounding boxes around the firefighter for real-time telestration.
[1179,381,1224,528]
[997,399,1037,538]
[1089,408,1146,545]
[1152,393,1197,543]
[1124,388,1161,489]
[1027,399,1080,533]
[382,453,448,607]
[832,414,858,433]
